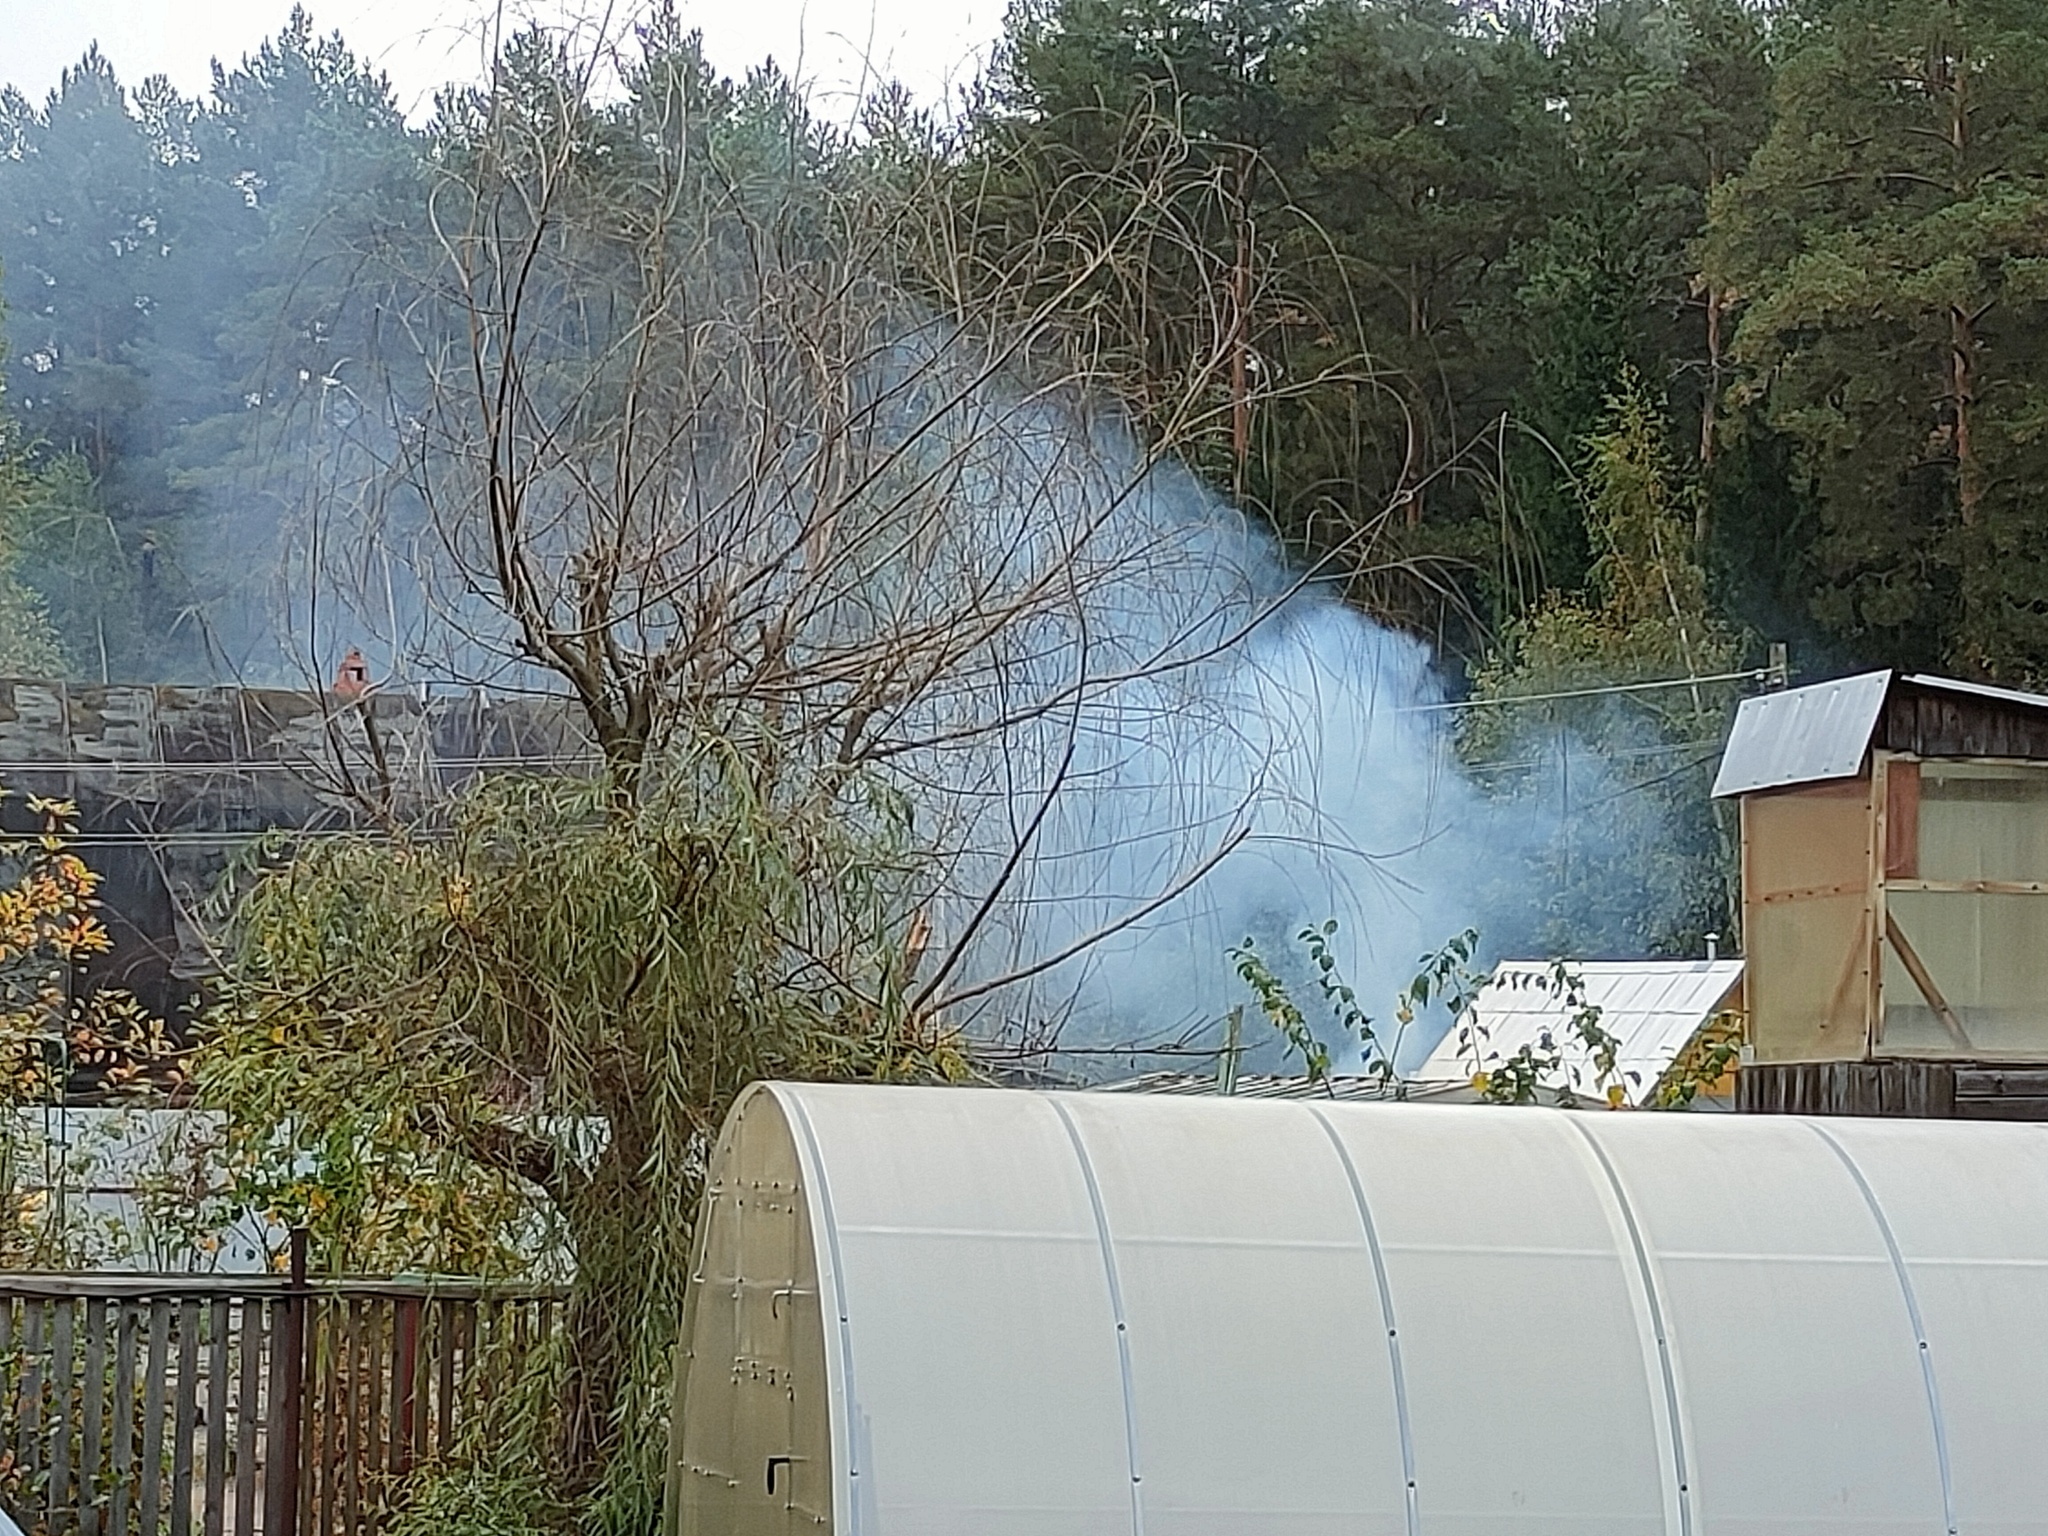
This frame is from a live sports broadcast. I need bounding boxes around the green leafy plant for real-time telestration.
[1230,934,1330,1082]
[1451,957,1631,1109]
[2,790,177,1267]
[1227,920,1407,1089]
[384,1465,564,1536]
[1652,1007,1744,1108]
[1230,923,1640,1110]
[193,745,971,1528]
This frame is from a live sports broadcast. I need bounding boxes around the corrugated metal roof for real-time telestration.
[1710,670,1891,797]
[1411,958,1744,1106]
[1093,1070,1407,1101]
[1899,673,2048,713]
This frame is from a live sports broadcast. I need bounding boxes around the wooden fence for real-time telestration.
[0,1261,564,1536]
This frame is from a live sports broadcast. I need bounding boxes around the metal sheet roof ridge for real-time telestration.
[1486,958,1744,977]
[1898,672,2048,712]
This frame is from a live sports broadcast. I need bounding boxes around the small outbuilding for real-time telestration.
[667,1082,2048,1535]
[1714,669,2048,1116]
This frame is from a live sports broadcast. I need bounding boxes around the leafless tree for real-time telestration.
[210,7,1466,1501]
[289,10,1417,1031]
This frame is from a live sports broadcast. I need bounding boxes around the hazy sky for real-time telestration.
[0,0,1004,121]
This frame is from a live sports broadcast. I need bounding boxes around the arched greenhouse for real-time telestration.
[667,1083,2048,1535]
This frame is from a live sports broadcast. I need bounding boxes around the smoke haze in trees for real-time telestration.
[0,16,1687,1075]
[897,405,1582,1075]
[279,316,1625,1077]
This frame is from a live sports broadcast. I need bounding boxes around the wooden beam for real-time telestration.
[1884,912,1973,1049]
[1884,878,2048,895]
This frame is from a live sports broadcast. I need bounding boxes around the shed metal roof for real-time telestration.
[1094,1070,1408,1101]
[1712,670,2048,797]
[1711,670,1891,798]
[1898,672,2048,713]
[1411,958,1745,1106]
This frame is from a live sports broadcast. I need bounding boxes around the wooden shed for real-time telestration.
[1714,670,2048,1118]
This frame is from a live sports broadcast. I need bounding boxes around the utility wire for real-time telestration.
[1403,666,1774,713]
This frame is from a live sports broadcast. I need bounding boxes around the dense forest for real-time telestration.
[1,0,2043,966]
[13,0,2044,681]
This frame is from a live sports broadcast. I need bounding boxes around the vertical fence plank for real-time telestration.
[362,1300,383,1533]
[112,1304,138,1536]
[51,1296,76,1529]
[233,1301,262,1536]
[340,1301,360,1536]
[21,1298,46,1503]
[0,1297,13,1438]
[407,1297,429,1476]
[83,1296,109,1536]
[317,1300,340,1536]
[389,1299,416,1481]
[433,1302,456,1462]
[204,1298,230,1536]
[454,1303,476,1457]
[280,1236,308,1536]
[172,1298,200,1536]
[141,1300,172,1536]
[262,1300,291,1536]
[473,1300,494,1399]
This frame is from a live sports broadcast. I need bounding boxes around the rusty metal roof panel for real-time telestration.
[1711,669,1892,797]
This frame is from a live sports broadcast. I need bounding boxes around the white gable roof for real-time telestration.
[1411,958,1744,1106]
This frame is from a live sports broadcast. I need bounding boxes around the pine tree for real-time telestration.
[1709,0,2048,679]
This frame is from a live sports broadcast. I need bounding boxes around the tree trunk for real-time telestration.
[1230,155,1253,501]
[1951,303,1981,526]
[1946,33,1981,528]
[1699,280,1723,479]
[557,1109,663,1488]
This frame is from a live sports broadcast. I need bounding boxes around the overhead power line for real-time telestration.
[1403,665,1776,714]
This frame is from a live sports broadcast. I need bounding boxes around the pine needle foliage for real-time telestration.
[194,732,973,1529]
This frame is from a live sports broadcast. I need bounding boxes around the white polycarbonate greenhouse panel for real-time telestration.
[1817,1118,2048,1532]
[1580,1114,1948,1536]
[1320,1106,1676,1536]
[1054,1094,1408,1535]
[781,1085,1135,1535]
[715,1084,2048,1536]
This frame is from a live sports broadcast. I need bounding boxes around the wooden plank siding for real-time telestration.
[0,1278,564,1536]
[1739,1059,2048,1119]
[1879,688,2048,761]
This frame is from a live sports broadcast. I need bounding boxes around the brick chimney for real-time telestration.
[333,647,370,700]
